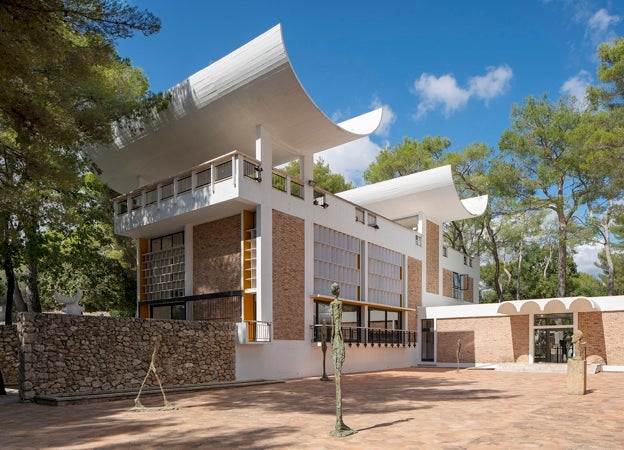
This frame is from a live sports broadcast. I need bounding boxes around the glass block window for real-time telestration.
[314,225,360,301]
[368,243,403,307]
[143,232,185,301]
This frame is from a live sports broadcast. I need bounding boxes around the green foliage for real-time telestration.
[0,1,162,321]
[480,243,592,300]
[498,95,588,297]
[283,158,354,193]
[363,136,449,184]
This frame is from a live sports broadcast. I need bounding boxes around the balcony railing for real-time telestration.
[271,167,305,200]
[113,151,262,217]
[311,325,417,348]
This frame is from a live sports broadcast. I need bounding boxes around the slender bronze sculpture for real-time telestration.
[320,319,331,381]
[329,282,357,437]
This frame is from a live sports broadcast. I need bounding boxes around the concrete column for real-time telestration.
[255,125,273,326]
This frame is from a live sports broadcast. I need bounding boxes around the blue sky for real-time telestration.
[117,0,622,274]
[118,0,622,186]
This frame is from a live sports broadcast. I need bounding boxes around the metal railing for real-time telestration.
[312,325,417,348]
[114,152,261,217]
[244,320,272,342]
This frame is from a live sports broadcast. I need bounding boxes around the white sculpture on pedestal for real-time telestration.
[54,288,84,315]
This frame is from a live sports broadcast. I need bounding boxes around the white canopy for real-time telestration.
[337,165,488,225]
[89,24,382,193]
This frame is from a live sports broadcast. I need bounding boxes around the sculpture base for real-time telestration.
[567,358,586,395]
[329,428,358,437]
[320,375,331,381]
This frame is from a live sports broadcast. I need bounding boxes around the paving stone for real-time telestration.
[0,368,622,449]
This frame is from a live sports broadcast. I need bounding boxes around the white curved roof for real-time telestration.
[89,24,382,193]
[336,165,488,224]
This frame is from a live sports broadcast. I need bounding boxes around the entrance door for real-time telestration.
[534,328,573,363]
[421,319,434,362]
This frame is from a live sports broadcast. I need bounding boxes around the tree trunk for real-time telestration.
[26,262,42,313]
[486,221,504,302]
[557,219,567,298]
[3,250,15,325]
[602,203,615,296]
[515,240,523,300]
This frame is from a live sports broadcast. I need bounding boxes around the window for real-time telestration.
[313,225,360,300]
[368,243,403,307]
[452,272,468,300]
[534,313,573,326]
[368,308,401,330]
[355,208,365,224]
[144,232,185,301]
[151,303,186,320]
[314,301,361,342]
[368,213,378,228]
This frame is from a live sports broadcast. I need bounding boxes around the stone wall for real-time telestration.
[17,313,235,400]
[0,325,19,385]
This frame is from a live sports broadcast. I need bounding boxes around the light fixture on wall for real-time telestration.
[308,179,316,186]
[371,224,379,229]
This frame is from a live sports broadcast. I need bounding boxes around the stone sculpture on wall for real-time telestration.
[54,288,84,315]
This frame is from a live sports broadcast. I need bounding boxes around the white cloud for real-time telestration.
[573,243,602,276]
[560,70,593,109]
[370,98,396,137]
[315,137,382,186]
[468,65,513,102]
[413,65,513,119]
[414,73,471,118]
[586,8,621,46]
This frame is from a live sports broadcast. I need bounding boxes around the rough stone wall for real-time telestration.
[272,210,305,340]
[436,316,529,364]
[0,325,19,385]
[426,220,439,294]
[17,313,235,400]
[579,311,624,365]
[193,214,242,295]
[407,257,422,332]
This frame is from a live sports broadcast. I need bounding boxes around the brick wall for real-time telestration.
[272,210,305,340]
[17,313,235,400]
[464,277,474,303]
[426,220,439,294]
[0,325,18,385]
[442,269,452,298]
[193,215,241,294]
[437,316,529,364]
[407,257,422,332]
[578,311,624,365]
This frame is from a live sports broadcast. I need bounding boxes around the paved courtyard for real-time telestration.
[1,367,623,449]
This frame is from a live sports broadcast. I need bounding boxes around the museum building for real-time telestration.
[90,24,624,380]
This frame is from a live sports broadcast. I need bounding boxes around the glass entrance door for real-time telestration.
[534,328,573,363]
[421,319,434,362]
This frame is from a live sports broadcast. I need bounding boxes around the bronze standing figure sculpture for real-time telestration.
[329,282,357,437]
[320,319,331,381]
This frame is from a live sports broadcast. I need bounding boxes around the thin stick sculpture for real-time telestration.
[329,282,357,437]
[131,340,176,411]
